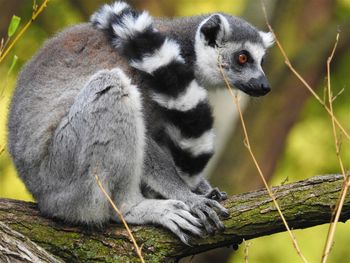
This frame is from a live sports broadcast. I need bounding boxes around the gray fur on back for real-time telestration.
[9,24,122,180]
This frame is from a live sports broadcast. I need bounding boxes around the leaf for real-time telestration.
[33,0,38,12]
[7,55,18,75]
[7,15,21,38]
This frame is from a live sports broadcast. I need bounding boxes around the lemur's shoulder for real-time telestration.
[25,23,130,78]
[56,24,129,70]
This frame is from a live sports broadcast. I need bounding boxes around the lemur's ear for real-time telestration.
[199,14,229,47]
[259,31,275,48]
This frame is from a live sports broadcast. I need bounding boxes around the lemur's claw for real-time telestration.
[160,200,205,245]
[206,188,228,201]
[185,196,229,236]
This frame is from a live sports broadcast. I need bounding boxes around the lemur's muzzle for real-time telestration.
[235,75,271,97]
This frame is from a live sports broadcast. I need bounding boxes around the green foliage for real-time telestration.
[7,55,18,75]
[7,15,21,38]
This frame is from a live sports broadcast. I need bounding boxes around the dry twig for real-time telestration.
[260,2,350,261]
[94,174,145,263]
[217,57,308,263]
[244,239,251,263]
[0,147,4,156]
[321,33,350,263]
[260,2,350,143]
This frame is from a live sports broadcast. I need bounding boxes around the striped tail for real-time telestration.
[91,2,215,177]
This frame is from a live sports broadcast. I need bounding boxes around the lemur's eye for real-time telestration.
[236,51,250,66]
[238,54,248,65]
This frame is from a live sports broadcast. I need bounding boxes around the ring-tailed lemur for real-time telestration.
[8,1,273,244]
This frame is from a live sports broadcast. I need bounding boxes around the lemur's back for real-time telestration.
[8,24,129,179]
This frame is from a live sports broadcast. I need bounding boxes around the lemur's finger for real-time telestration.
[201,205,224,231]
[206,188,228,201]
[194,208,214,235]
[162,219,191,246]
[173,217,204,237]
[220,191,228,200]
[207,200,229,218]
[171,200,191,212]
[175,210,203,227]
[205,188,220,199]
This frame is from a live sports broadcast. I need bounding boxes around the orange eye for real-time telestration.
[238,53,248,65]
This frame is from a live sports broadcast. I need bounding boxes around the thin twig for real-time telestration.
[94,174,145,263]
[244,239,251,263]
[321,33,350,263]
[0,0,49,63]
[260,2,350,261]
[325,33,346,179]
[260,1,350,143]
[218,57,308,263]
[0,38,11,57]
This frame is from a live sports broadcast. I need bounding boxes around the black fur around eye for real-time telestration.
[235,50,251,66]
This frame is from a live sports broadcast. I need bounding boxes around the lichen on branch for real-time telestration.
[0,174,349,262]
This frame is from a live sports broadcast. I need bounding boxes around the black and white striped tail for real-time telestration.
[91,2,214,177]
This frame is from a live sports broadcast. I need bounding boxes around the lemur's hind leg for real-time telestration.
[42,68,203,243]
[39,68,143,225]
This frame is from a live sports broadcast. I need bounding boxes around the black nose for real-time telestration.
[260,84,271,94]
[234,75,271,97]
[259,76,271,94]
[245,75,271,96]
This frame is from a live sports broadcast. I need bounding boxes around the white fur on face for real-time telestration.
[194,39,221,87]
[194,14,231,88]
[244,41,266,69]
[222,41,267,84]
[151,80,208,111]
[130,39,184,74]
[166,125,215,157]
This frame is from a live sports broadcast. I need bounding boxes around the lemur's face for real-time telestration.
[194,14,274,97]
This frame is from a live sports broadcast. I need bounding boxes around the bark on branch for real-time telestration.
[0,174,349,262]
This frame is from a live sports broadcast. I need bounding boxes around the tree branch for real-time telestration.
[0,174,349,262]
[0,222,63,263]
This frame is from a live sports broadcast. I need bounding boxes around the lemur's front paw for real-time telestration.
[185,196,229,235]
[205,187,228,201]
[159,200,205,245]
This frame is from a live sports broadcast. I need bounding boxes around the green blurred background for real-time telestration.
[0,0,349,262]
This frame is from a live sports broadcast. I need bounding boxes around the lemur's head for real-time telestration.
[194,14,274,96]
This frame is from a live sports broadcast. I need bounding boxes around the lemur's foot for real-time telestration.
[185,196,229,235]
[159,200,205,245]
[206,187,228,201]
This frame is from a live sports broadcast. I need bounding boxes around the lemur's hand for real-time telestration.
[184,195,229,235]
[205,187,228,201]
[193,178,227,201]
